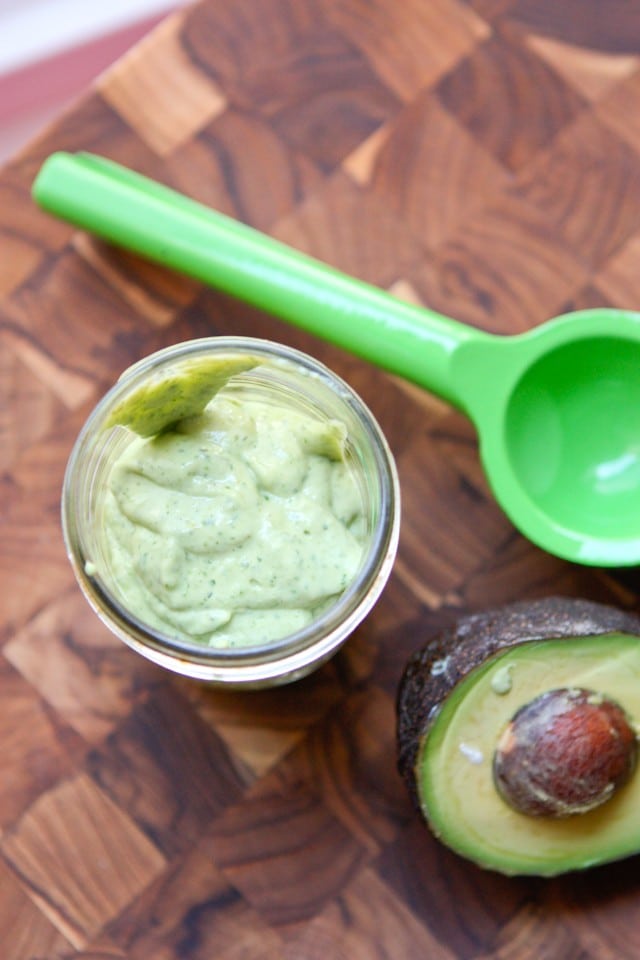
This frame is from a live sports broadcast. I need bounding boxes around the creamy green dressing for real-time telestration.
[98,387,366,648]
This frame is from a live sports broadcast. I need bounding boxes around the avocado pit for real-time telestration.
[493,687,638,817]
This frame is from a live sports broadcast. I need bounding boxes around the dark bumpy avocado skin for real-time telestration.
[396,597,640,812]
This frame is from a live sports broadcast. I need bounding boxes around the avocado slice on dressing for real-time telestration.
[105,355,259,437]
[396,597,640,876]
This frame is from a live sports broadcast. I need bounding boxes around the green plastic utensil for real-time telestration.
[33,151,640,567]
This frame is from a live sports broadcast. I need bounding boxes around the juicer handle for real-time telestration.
[33,151,485,409]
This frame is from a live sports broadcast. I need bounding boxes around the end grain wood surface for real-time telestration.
[3,1,640,957]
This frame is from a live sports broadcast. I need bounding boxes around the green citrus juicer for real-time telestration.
[33,151,640,567]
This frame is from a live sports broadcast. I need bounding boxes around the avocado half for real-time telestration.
[396,597,640,877]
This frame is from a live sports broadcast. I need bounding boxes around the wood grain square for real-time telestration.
[42,940,129,960]
[0,228,43,299]
[86,686,248,858]
[72,235,199,329]
[0,333,70,473]
[505,0,640,55]
[395,425,513,598]
[28,93,166,182]
[45,946,127,960]
[554,283,619,316]
[370,606,461,700]
[7,250,149,389]
[0,497,74,640]
[1,403,89,513]
[436,27,586,171]
[513,112,640,267]
[182,0,400,172]
[302,686,410,853]
[548,861,640,960]
[181,0,325,91]
[421,404,488,488]
[327,0,490,102]
[4,591,159,745]
[331,627,380,691]
[595,240,640,318]
[0,858,73,960]
[282,866,457,960]
[463,0,515,18]
[364,565,438,640]
[108,845,282,960]
[0,658,71,829]
[524,34,639,102]
[463,543,575,611]
[595,68,640,155]
[347,94,509,250]
[100,14,227,155]
[2,774,166,949]
[481,904,594,960]
[376,818,531,960]
[232,28,400,172]
[456,535,634,614]
[0,163,72,297]
[166,106,325,233]
[204,758,370,927]
[407,193,589,333]
[272,172,422,288]
[1,325,95,415]
[181,664,344,778]
[597,233,640,310]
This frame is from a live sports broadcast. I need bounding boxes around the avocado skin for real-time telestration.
[396,597,640,812]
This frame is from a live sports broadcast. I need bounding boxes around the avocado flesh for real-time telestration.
[105,355,259,437]
[420,632,640,876]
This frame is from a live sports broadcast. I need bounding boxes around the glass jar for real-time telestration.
[62,337,400,687]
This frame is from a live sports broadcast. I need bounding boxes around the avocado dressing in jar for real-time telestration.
[62,337,400,687]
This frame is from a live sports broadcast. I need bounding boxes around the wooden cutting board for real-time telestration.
[3,1,640,956]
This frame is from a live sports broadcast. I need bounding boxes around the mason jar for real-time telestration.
[62,336,400,688]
